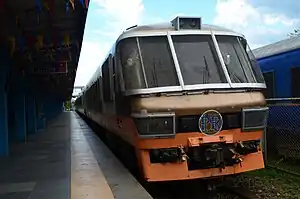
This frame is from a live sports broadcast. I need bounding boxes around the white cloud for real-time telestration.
[74,0,145,89]
[263,14,299,26]
[94,0,144,35]
[214,0,260,28]
[213,0,300,49]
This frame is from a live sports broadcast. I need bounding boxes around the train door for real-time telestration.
[291,67,300,99]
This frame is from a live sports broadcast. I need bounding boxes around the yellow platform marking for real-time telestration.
[71,124,114,199]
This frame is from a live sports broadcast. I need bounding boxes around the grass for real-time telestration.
[247,167,300,183]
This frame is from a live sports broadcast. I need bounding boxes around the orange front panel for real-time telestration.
[139,150,264,182]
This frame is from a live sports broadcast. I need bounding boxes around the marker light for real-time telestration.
[171,16,202,30]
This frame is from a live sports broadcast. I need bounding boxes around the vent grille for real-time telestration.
[176,112,241,133]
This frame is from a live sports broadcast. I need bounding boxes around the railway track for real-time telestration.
[221,185,256,199]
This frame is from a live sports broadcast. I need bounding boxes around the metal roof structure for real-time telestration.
[252,35,300,59]
[1,0,89,100]
[123,22,243,35]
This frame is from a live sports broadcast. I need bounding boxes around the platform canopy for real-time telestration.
[0,0,89,100]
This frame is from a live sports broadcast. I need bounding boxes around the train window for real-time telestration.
[138,36,179,88]
[97,78,102,111]
[172,35,227,85]
[215,35,256,84]
[243,39,265,84]
[112,56,118,92]
[291,67,300,98]
[118,38,147,90]
[262,72,275,98]
[99,76,103,111]
[102,59,111,101]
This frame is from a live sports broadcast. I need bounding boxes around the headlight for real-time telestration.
[242,107,269,131]
[132,112,176,138]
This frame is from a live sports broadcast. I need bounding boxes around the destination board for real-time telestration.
[33,62,68,74]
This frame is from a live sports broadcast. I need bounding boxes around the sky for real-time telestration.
[72,0,300,96]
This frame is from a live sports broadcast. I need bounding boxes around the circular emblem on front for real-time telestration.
[198,110,223,136]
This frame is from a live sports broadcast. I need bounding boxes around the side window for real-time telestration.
[109,55,115,99]
[102,59,111,102]
[291,67,300,98]
[112,56,118,92]
[262,71,275,98]
[97,78,102,111]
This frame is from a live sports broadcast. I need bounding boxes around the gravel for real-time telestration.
[230,168,300,199]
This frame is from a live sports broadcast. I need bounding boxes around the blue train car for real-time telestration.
[253,36,300,158]
[253,36,300,98]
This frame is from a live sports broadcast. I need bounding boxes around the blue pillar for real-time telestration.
[44,99,61,120]
[13,76,26,141]
[0,50,9,156]
[26,95,37,134]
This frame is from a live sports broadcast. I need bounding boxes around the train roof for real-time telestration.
[252,35,300,60]
[119,22,242,36]
[78,18,245,96]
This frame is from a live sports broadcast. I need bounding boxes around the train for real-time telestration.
[75,16,269,182]
[253,36,300,159]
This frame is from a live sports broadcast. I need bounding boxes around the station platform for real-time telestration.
[0,112,153,199]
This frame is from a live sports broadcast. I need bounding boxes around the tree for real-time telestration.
[288,29,300,37]
[64,100,71,111]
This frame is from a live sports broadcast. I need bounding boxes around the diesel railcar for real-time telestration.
[75,16,268,182]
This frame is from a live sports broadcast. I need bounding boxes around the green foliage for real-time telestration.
[64,100,71,111]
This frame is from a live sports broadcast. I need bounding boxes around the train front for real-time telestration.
[118,17,268,182]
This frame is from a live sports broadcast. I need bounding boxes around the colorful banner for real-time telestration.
[36,34,43,51]
[69,0,75,10]
[33,61,68,74]
[36,0,42,11]
[64,34,70,47]
[65,0,69,13]
[85,0,89,8]
[80,0,84,8]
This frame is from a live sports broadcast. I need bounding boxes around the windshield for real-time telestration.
[241,37,265,84]
[215,35,257,83]
[172,35,227,85]
[117,34,265,91]
[215,35,265,84]
[118,37,146,90]
[118,36,179,90]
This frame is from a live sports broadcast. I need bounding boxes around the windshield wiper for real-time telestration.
[152,58,158,87]
[203,56,210,84]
